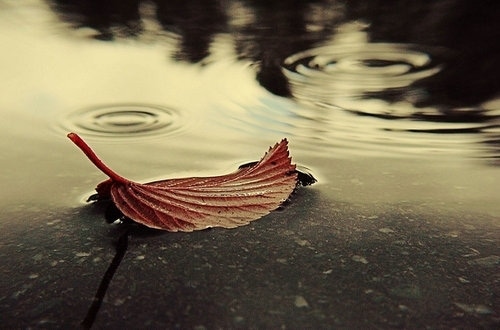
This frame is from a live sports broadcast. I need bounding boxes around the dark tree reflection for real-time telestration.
[343,0,500,108]
[232,0,336,96]
[156,0,226,63]
[50,0,143,40]
[49,0,340,96]
[49,0,499,109]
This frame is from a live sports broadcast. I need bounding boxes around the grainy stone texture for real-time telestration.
[2,187,498,329]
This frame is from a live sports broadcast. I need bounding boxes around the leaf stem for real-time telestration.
[67,133,129,184]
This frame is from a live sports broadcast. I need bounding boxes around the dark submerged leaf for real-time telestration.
[295,165,317,186]
[239,162,317,186]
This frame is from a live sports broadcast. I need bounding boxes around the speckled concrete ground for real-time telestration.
[2,183,498,328]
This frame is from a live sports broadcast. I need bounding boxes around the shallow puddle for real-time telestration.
[1,1,499,328]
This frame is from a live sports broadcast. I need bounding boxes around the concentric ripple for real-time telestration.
[61,104,185,139]
[283,43,442,92]
[282,43,444,118]
[282,42,498,142]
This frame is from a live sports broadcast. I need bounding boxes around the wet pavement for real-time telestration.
[1,0,499,328]
[2,181,499,328]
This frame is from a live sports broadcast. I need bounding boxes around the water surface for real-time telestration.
[1,1,499,328]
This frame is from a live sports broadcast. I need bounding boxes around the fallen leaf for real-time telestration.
[68,133,311,232]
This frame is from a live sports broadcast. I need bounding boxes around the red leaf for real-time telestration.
[67,133,299,232]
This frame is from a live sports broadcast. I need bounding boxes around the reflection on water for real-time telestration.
[36,0,499,162]
[280,22,499,159]
[281,21,497,123]
[0,1,499,166]
[284,44,443,116]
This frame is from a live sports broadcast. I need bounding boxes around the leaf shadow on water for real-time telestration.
[80,199,167,329]
[80,226,129,329]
